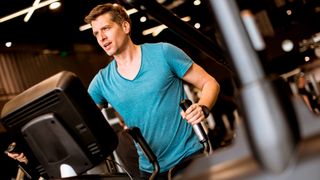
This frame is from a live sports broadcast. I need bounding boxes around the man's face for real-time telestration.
[91,13,130,56]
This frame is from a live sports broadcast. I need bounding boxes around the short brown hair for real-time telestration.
[84,3,131,26]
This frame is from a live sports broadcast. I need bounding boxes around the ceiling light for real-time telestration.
[79,24,91,31]
[49,2,61,10]
[286,9,292,16]
[304,56,310,62]
[5,42,12,48]
[140,16,147,23]
[194,0,201,6]
[152,25,167,37]
[24,0,41,22]
[126,8,138,16]
[282,39,294,52]
[142,25,166,36]
[156,0,167,4]
[0,0,60,23]
[194,23,201,29]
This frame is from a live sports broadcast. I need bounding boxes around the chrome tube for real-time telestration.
[208,0,299,173]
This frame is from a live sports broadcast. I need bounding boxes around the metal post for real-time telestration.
[208,0,299,173]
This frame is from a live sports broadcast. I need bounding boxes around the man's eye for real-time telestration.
[103,27,111,31]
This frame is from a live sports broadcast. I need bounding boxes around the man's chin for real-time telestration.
[105,50,114,56]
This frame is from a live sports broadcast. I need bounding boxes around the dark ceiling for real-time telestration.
[0,0,234,79]
[0,0,215,50]
[0,0,133,50]
[0,0,319,78]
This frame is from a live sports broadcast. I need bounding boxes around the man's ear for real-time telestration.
[122,21,131,34]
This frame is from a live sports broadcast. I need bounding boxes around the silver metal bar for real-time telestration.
[209,0,299,173]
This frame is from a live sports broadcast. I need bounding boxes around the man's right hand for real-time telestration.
[7,152,28,164]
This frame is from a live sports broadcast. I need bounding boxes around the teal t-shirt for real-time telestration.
[88,42,202,173]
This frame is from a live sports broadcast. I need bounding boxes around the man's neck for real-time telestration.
[115,41,142,80]
[114,41,140,66]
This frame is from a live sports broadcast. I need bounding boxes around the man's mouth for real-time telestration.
[103,42,111,48]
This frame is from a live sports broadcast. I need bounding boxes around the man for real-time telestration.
[84,3,220,179]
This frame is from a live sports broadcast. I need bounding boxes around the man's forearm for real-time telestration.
[198,78,220,110]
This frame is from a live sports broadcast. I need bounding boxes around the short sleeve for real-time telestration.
[161,43,193,78]
[88,73,107,106]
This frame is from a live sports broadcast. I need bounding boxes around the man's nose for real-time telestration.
[99,32,107,41]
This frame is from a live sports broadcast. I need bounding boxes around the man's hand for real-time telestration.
[7,152,28,164]
[181,103,206,125]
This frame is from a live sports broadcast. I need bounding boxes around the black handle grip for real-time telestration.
[126,127,158,164]
[5,142,22,154]
[180,99,208,143]
[180,99,193,112]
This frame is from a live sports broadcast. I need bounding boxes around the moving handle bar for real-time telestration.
[180,99,210,155]
[126,127,159,180]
